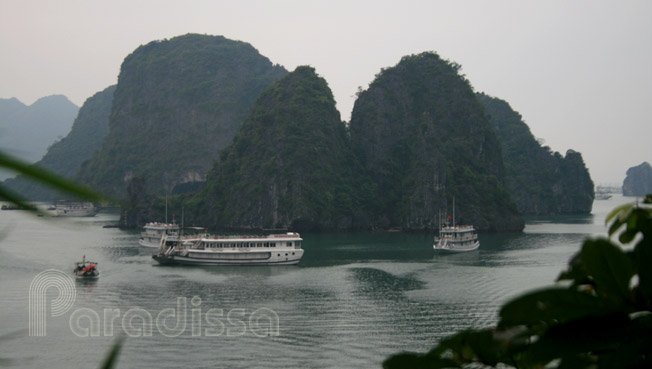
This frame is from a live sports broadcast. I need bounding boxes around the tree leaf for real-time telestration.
[526,314,631,365]
[606,203,634,227]
[499,288,624,329]
[580,239,634,301]
[98,337,124,369]
[0,150,108,207]
[634,239,652,303]
[382,352,459,369]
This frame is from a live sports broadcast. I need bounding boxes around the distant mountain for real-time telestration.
[477,93,594,214]
[191,66,359,230]
[349,53,523,232]
[75,34,287,198]
[3,86,115,200]
[623,162,652,196]
[0,95,78,180]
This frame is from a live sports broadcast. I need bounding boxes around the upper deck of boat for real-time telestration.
[197,232,302,243]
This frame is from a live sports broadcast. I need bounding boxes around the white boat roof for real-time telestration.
[144,222,180,229]
[199,232,302,243]
[441,225,475,231]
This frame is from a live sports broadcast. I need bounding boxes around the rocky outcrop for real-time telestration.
[349,53,523,232]
[623,162,652,196]
[194,66,358,231]
[75,34,287,198]
[478,93,594,214]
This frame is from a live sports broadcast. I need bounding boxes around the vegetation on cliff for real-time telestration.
[477,93,594,214]
[623,162,652,196]
[192,66,358,230]
[75,34,287,198]
[3,85,115,200]
[349,53,523,231]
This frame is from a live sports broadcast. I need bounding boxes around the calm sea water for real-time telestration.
[0,195,633,368]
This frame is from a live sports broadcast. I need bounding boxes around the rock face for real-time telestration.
[477,93,594,214]
[0,95,78,180]
[3,86,115,200]
[75,34,287,198]
[623,162,652,196]
[195,66,358,231]
[349,53,523,232]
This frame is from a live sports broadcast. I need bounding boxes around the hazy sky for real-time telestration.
[1,0,650,185]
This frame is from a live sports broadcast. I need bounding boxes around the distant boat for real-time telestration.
[433,198,479,253]
[153,232,305,266]
[74,256,99,278]
[139,222,181,248]
[595,193,612,200]
[595,191,613,200]
[595,185,617,200]
[1,203,28,210]
[433,225,480,253]
[55,201,99,217]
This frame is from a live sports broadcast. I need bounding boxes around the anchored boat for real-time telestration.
[433,198,479,253]
[153,232,304,266]
[55,201,99,217]
[139,222,181,248]
[433,224,479,253]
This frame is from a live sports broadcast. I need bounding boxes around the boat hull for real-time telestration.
[153,249,304,266]
[74,270,100,278]
[139,238,163,248]
[433,241,479,253]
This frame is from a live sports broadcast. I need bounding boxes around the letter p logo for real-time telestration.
[29,269,76,336]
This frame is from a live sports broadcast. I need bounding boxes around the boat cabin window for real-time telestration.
[286,242,292,247]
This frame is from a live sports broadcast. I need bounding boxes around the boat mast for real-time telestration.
[453,197,456,227]
[165,195,168,224]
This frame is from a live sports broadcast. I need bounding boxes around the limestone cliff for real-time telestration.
[623,162,652,196]
[194,66,358,230]
[478,93,594,214]
[349,53,523,231]
[75,34,287,198]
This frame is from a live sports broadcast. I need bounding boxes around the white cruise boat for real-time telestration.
[139,222,181,248]
[153,232,304,266]
[433,199,479,253]
[55,201,99,217]
[433,224,479,253]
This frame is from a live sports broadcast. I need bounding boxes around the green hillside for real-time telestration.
[192,66,358,230]
[75,34,287,198]
[478,93,594,214]
[350,53,523,231]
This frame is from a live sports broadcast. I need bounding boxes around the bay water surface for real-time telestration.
[0,195,632,368]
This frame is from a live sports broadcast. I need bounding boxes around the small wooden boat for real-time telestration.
[74,256,99,278]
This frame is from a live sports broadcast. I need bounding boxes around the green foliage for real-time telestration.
[98,337,124,369]
[383,196,652,369]
[0,150,107,211]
